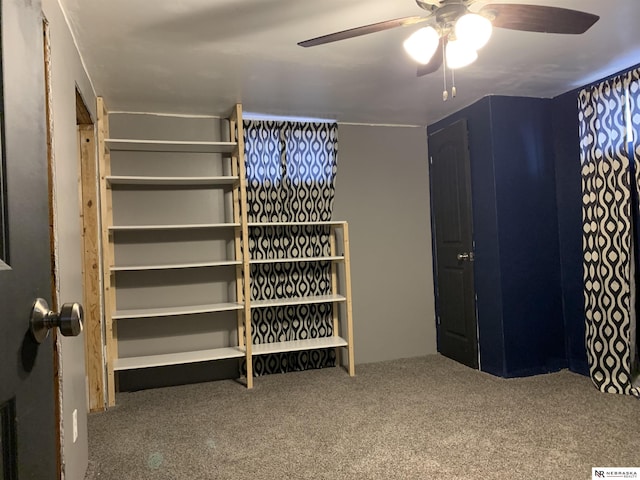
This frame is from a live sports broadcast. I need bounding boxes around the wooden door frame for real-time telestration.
[76,91,105,413]
[42,17,63,479]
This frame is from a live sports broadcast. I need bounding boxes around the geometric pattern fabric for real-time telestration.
[243,120,339,375]
[579,67,640,397]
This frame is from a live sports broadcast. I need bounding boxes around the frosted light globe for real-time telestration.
[455,13,493,50]
[403,27,440,64]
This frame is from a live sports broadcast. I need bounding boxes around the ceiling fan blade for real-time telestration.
[417,37,444,77]
[480,4,599,34]
[298,15,431,47]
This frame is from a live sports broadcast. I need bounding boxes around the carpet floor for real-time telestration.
[85,355,640,479]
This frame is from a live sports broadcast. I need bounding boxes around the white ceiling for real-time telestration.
[59,0,640,125]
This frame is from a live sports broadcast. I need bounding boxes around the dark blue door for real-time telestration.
[429,119,478,369]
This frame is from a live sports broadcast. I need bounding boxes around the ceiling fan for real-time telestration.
[298,0,599,84]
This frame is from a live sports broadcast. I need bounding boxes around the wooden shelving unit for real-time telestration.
[247,221,355,376]
[95,99,354,407]
[97,100,253,406]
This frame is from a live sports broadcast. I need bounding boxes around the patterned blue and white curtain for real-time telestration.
[243,120,338,375]
[579,66,640,397]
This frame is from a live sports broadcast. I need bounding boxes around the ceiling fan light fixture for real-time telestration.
[445,39,478,69]
[403,26,440,64]
[455,13,493,50]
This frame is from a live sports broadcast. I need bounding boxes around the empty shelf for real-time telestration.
[110,260,241,271]
[109,223,240,231]
[113,302,243,320]
[250,255,344,264]
[114,347,245,371]
[250,337,348,355]
[107,175,239,186]
[106,138,237,153]
[247,221,347,227]
[251,294,346,308]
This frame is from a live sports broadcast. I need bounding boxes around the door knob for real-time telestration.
[456,252,475,262]
[30,298,83,343]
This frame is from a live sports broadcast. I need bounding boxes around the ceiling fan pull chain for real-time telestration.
[451,68,457,98]
[442,39,449,101]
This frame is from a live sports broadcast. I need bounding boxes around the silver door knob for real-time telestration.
[30,298,83,343]
[457,252,470,261]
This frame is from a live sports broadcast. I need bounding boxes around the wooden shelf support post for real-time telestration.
[79,123,106,412]
[329,225,342,367]
[230,104,253,388]
[342,223,356,376]
[97,97,118,406]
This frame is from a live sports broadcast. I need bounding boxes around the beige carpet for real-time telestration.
[86,355,640,479]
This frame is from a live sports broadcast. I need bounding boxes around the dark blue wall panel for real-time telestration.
[429,95,568,377]
[489,96,567,376]
[551,89,590,376]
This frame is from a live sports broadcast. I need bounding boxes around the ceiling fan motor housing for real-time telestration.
[435,4,469,30]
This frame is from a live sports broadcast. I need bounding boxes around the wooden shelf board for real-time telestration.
[107,175,239,186]
[250,337,348,355]
[251,294,346,308]
[109,223,240,231]
[106,138,237,153]
[111,260,241,271]
[250,255,344,264]
[114,347,244,371]
[113,302,243,319]
[247,221,347,227]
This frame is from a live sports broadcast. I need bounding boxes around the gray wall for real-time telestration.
[334,124,437,364]
[42,0,96,478]
[107,117,438,370]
